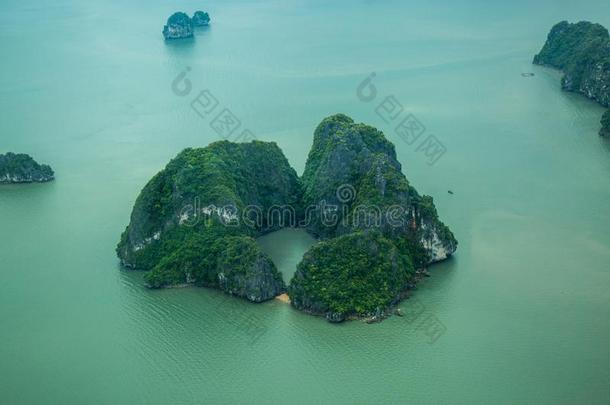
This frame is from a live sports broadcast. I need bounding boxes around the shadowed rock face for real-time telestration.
[0,153,54,184]
[601,110,610,137]
[533,21,610,108]
[192,11,210,27]
[117,115,457,317]
[162,12,193,40]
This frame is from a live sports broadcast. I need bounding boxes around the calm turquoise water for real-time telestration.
[1,0,610,403]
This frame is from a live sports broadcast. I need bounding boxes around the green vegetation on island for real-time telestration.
[534,21,610,136]
[192,11,210,27]
[162,11,211,39]
[289,114,456,321]
[289,231,413,322]
[117,141,300,301]
[163,12,194,40]
[0,152,54,184]
[117,115,457,320]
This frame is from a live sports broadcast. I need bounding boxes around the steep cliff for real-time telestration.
[117,141,301,301]
[117,116,457,318]
[288,114,456,321]
[533,21,610,108]
[300,114,456,264]
[0,153,54,184]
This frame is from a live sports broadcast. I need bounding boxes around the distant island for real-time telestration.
[533,21,610,137]
[192,11,210,27]
[163,11,211,40]
[163,12,193,40]
[0,153,54,184]
[117,114,457,322]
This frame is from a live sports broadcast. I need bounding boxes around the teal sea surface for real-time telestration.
[1,0,610,403]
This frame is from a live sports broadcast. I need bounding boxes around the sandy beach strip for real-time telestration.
[275,293,290,303]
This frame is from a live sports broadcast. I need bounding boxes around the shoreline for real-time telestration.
[275,293,290,303]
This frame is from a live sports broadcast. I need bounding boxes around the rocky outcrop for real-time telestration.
[300,114,457,264]
[601,109,610,137]
[0,153,54,184]
[192,11,210,27]
[217,237,284,301]
[117,141,300,302]
[288,114,456,322]
[163,12,193,40]
[117,115,457,316]
[533,21,610,108]
[289,231,412,322]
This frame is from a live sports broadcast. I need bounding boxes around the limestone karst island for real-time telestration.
[3,2,610,404]
[117,115,456,322]
[534,21,610,137]
[0,153,54,184]
[162,11,211,40]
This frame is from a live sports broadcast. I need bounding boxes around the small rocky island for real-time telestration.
[163,11,211,40]
[192,11,210,27]
[163,12,193,40]
[534,21,610,137]
[117,115,457,322]
[0,153,54,184]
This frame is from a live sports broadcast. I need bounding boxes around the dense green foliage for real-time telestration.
[298,114,456,245]
[289,232,413,317]
[0,152,54,183]
[288,114,457,320]
[117,141,299,300]
[167,12,192,27]
[141,223,244,288]
[534,21,610,107]
[117,115,456,314]
[533,21,609,70]
[117,140,301,268]
[145,229,284,300]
